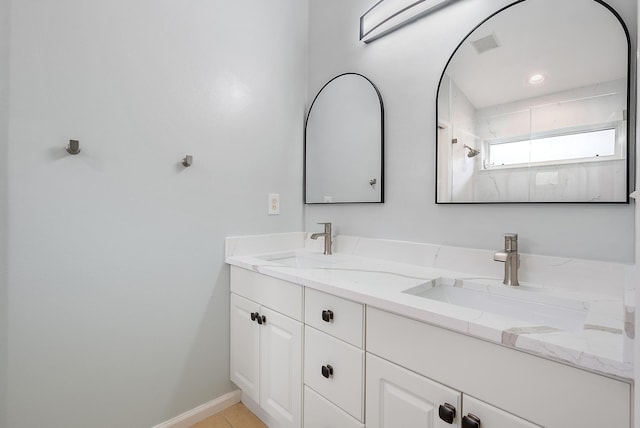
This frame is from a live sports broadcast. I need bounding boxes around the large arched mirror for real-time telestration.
[305,73,384,204]
[436,0,631,203]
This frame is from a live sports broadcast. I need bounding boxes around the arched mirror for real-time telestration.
[436,0,631,203]
[305,73,384,204]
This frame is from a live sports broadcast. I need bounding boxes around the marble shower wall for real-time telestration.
[450,79,628,202]
[446,77,480,201]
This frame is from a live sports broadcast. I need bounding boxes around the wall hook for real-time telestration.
[66,139,81,155]
[182,155,193,167]
[369,178,377,186]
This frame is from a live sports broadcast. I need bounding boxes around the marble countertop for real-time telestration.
[226,247,632,381]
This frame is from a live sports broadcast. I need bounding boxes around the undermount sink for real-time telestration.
[256,252,429,288]
[403,278,588,332]
[258,253,338,269]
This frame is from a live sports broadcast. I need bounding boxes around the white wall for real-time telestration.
[306,0,637,263]
[0,0,8,425]
[6,1,307,427]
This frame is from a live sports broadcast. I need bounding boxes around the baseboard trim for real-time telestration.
[152,389,242,428]
[240,392,278,428]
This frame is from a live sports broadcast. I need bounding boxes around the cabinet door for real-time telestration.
[367,353,462,428]
[462,395,541,428]
[230,293,261,403]
[259,306,303,428]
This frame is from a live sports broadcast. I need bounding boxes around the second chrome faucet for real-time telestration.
[494,233,520,286]
[311,222,332,255]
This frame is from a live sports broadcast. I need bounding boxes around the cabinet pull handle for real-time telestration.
[257,314,266,325]
[462,413,481,428]
[261,315,267,325]
[438,403,456,424]
[250,312,259,322]
[321,309,334,322]
[321,364,334,378]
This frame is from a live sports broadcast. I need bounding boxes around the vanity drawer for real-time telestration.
[304,386,364,428]
[463,395,541,428]
[305,288,364,347]
[304,326,364,421]
[230,266,302,321]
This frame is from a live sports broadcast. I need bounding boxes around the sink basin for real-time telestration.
[257,253,338,269]
[403,278,588,332]
[256,252,430,288]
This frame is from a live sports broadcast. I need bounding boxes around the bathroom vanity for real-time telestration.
[226,233,633,428]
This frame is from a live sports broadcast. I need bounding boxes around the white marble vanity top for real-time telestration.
[225,233,634,381]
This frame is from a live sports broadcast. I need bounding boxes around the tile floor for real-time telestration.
[190,403,267,428]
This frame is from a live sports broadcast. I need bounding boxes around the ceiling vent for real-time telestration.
[472,33,500,54]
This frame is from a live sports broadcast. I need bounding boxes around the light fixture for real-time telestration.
[360,0,461,43]
[528,73,546,85]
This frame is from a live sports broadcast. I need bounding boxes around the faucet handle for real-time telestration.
[504,233,518,251]
[317,222,332,233]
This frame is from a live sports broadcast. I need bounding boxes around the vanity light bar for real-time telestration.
[360,0,460,43]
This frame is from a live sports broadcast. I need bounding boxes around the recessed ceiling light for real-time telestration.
[528,73,546,85]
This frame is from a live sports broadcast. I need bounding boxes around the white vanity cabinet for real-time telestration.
[229,265,632,428]
[230,267,303,428]
[367,307,631,428]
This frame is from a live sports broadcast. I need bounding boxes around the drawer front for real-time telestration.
[304,386,364,428]
[367,307,631,428]
[463,395,541,428]
[304,326,364,421]
[305,288,364,348]
[230,266,302,321]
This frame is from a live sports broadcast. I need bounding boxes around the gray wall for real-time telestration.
[306,0,637,263]
[6,1,306,427]
[0,0,8,425]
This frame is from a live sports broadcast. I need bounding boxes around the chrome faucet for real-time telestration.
[493,233,520,286]
[310,222,332,255]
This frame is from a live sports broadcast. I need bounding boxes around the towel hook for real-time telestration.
[182,155,193,167]
[66,139,81,155]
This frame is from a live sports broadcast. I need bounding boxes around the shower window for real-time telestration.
[484,125,620,169]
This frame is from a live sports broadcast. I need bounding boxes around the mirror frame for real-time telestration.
[304,72,385,204]
[435,0,634,204]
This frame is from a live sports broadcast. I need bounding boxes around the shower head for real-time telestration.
[464,144,480,158]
